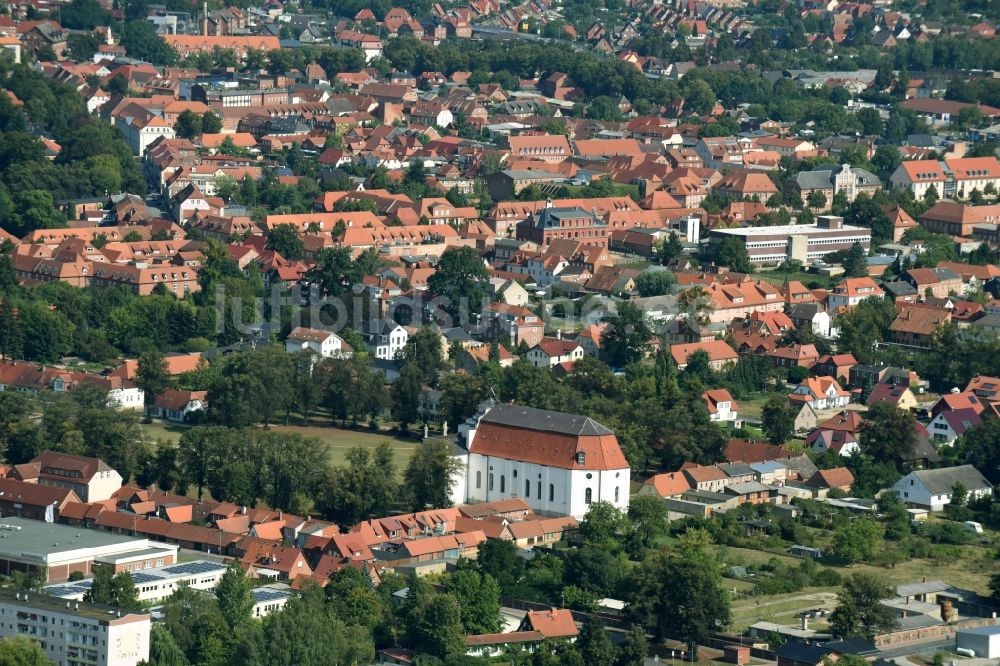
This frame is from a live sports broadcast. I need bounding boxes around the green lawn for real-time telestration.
[138,419,420,477]
[755,270,837,290]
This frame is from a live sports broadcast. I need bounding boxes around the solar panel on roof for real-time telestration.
[44,586,84,597]
[252,589,291,603]
[161,561,226,576]
[130,572,159,584]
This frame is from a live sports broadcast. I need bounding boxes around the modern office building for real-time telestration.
[707,215,871,265]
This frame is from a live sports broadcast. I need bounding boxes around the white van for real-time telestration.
[962,521,984,534]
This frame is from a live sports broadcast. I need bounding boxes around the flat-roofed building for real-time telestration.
[708,215,870,265]
[0,588,151,666]
[0,518,178,582]
[44,560,227,604]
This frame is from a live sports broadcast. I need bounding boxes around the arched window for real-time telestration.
[476,471,482,490]
[537,482,542,500]
[615,486,620,503]
[500,475,506,493]
[585,488,593,505]
[549,484,555,502]
[525,480,530,497]
[488,473,494,491]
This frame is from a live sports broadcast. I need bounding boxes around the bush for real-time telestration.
[787,366,810,383]
[924,522,970,545]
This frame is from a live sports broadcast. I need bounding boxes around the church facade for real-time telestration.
[451,403,631,519]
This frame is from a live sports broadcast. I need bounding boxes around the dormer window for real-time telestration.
[576,452,586,465]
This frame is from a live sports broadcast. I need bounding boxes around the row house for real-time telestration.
[890,156,1000,200]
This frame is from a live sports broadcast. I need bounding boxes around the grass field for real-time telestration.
[139,420,421,476]
[719,543,997,633]
[755,270,837,290]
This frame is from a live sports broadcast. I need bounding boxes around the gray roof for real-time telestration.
[909,465,991,494]
[726,481,771,494]
[480,403,613,437]
[718,462,755,478]
[789,302,824,319]
[0,518,149,558]
[526,207,605,230]
[777,454,818,479]
[792,164,880,191]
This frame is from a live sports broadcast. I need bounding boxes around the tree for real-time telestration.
[173,110,203,139]
[627,493,669,549]
[660,231,684,265]
[843,241,868,278]
[135,351,170,417]
[0,636,50,666]
[957,418,1000,485]
[578,615,618,665]
[829,573,897,641]
[601,301,652,368]
[831,518,883,565]
[84,566,140,611]
[635,270,677,297]
[215,561,253,630]
[401,438,462,511]
[761,395,795,444]
[404,593,466,660]
[859,402,916,468]
[476,538,525,594]
[238,586,371,666]
[712,236,752,273]
[120,20,177,65]
[201,112,222,134]
[391,361,423,433]
[627,553,730,652]
[580,501,631,551]
[145,625,189,666]
[426,246,490,318]
[266,223,305,260]
[444,569,502,634]
[856,107,884,136]
[807,191,827,209]
[617,625,649,666]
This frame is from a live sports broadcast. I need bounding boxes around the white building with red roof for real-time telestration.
[455,403,630,519]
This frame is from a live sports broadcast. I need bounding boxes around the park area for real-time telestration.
[140,419,420,476]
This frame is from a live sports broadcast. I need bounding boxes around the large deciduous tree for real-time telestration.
[829,573,897,641]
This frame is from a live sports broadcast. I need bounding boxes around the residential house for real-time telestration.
[363,320,409,360]
[789,303,835,338]
[769,343,819,369]
[670,340,739,371]
[813,353,857,383]
[151,389,207,423]
[14,451,122,503]
[806,467,855,492]
[889,307,951,347]
[866,383,918,411]
[284,327,351,359]
[788,377,851,410]
[702,389,739,422]
[927,408,982,445]
[526,338,584,369]
[827,277,885,310]
[892,465,993,511]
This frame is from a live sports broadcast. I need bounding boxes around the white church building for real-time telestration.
[451,403,631,519]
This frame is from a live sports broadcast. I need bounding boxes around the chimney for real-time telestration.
[202,1,208,36]
[556,329,562,340]
[801,615,808,631]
